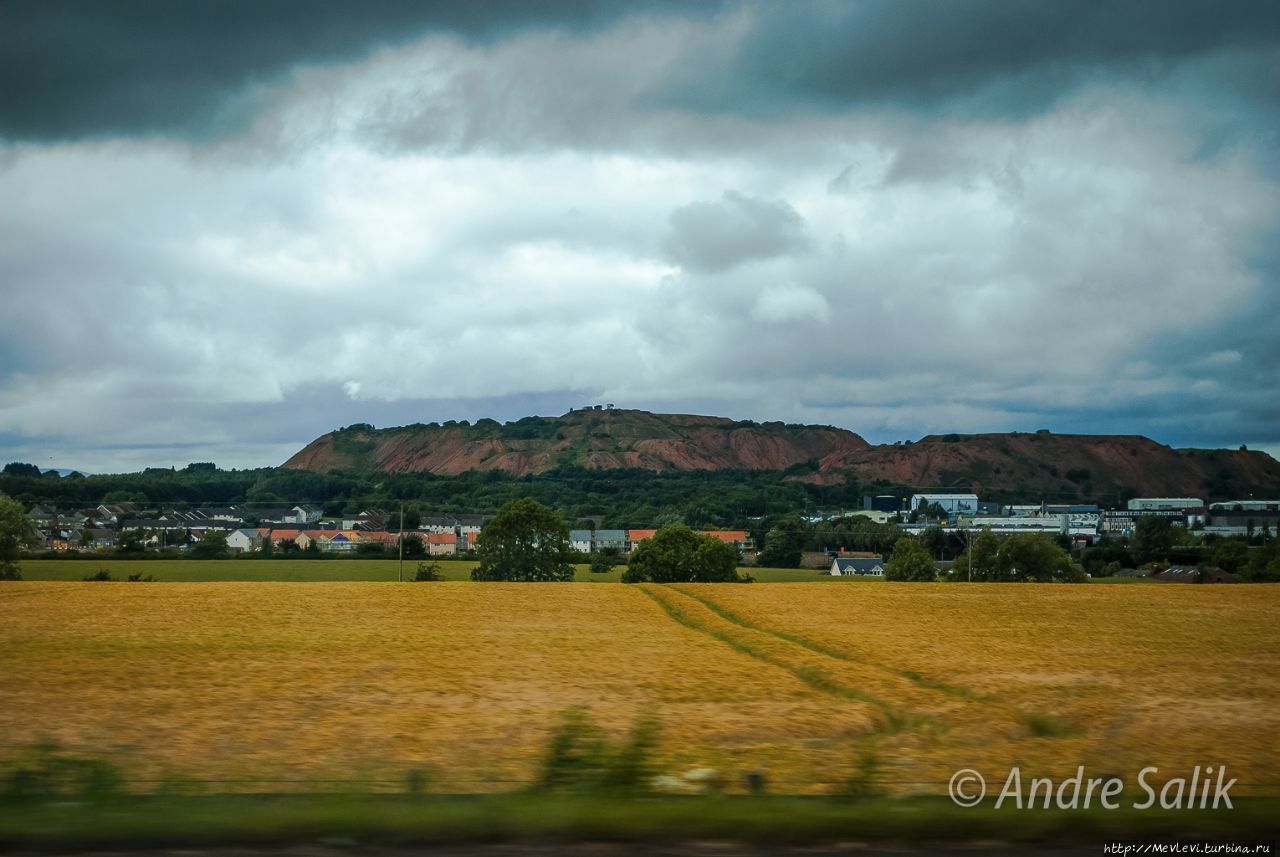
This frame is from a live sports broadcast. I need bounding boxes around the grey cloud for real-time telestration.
[663,191,809,274]
[684,0,1280,118]
[9,1,1278,148]
[2,4,1279,472]
[0,0,717,141]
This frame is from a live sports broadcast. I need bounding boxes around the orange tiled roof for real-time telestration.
[701,530,749,542]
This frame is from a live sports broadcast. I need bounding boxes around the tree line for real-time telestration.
[1,461,885,530]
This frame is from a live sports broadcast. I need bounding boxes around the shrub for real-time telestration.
[413,561,445,581]
[535,708,659,794]
[623,524,747,583]
[83,569,113,581]
[2,743,124,802]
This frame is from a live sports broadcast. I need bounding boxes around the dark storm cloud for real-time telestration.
[2,1,1279,472]
[7,1,1278,143]
[0,0,710,140]
[663,0,1280,118]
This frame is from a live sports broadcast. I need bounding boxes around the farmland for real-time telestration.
[13,559,846,583]
[1,582,1277,796]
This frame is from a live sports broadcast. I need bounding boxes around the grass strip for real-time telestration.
[0,794,1277,850]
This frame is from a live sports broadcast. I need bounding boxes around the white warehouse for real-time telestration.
[1126,498,1204,511]
[910,493,979,515]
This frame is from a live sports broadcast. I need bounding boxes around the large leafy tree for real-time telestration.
[951,527,1000,581]
[755,515,807,568]
[1210,539,1249,573]
[472,497,575,581]
[189,529,230,559]
[1132,515,1180,563]
[0,492,34,580]
[995,533,1085,582]
[622,524,743,583]
[884,535,936,581]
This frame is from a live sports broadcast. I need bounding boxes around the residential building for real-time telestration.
[569,530,593,553]
[426,532,458,556]
[626,529,657,552]
[595,529,627,552]
[830,557,885,576]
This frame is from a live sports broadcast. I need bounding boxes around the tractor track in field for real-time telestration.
[658,587,1079,745]
[638,585,915,733]
[669,586,988,702]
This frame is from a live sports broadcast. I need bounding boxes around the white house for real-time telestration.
[569,529,593,553]
[285,504,323,524]
[226,528,263,553]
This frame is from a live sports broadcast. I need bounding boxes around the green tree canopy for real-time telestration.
[995,533,1085,582]
[755,515,806,568]
[884,536,937,581]
[0,492,33,580]
[3,462,41,479]
[1211,539,1249,573]
[472,497,575,582]
[1132,515,1181,562]
[622,524,745,583]
[951,526,1000,581]
[189,529,230,559]
[589,545,623,574]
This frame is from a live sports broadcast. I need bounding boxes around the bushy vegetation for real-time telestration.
[0,462,876,530]
[622,524,749,583]
[472,498,575,582]
[535,709,659,794]
[0,491,31,579]
[948,530,1084,582]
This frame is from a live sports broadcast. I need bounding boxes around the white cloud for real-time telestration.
[1,16,1278,470]
[751,283,831,324]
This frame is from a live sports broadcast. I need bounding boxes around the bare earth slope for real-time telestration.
[282,410,1280,497]
[821,432,1280,499]
[284,409,870,477]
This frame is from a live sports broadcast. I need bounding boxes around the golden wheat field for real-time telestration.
[1,581,1277,795]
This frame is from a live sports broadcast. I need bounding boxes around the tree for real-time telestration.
[472,497,575,582]
[2,462,41,479]
[951,527,999,581]
[919,526,950,560]
[1211,539,1249,574]
[622,524,746,583]
[402,534,426,559]
[755,516,807,568]
[995,533,1085,582]
[884,536,936,581]
[0,492,34,580]
[189,529,230,559]
[590,545,622,574]
[1132,516,1178,563]
[414,561,445,581]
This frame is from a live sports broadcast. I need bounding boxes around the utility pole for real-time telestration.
[398,501,404,582]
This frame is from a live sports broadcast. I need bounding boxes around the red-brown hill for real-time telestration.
[283,409,870,478]
[282,410,1280,499]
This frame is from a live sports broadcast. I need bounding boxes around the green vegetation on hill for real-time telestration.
[0,463,880,530]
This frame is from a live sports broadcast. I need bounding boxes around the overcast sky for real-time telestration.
[2,1,1278,473]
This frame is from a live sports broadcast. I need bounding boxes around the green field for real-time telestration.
[15,559,854,582]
